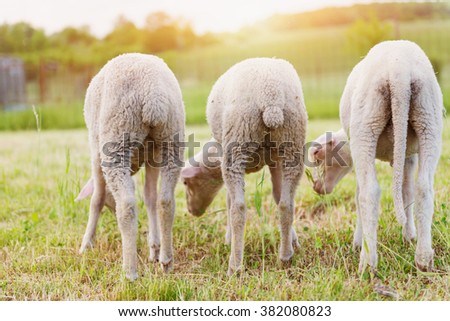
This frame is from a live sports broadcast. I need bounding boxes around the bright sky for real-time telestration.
[1,0,399,36]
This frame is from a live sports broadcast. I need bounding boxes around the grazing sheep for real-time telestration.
[75,53,185,280]
[310,40,443,273]
[181,58,307,275]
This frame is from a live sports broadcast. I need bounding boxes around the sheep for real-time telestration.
[75,53,185,280]
[181,58,308,275]
[309,40,443,273]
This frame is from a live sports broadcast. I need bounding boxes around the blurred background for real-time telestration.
[0,0,449,130]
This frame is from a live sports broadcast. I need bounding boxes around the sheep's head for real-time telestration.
[75,178,116,212]
[309,129,353,195]
[181,163,224,216]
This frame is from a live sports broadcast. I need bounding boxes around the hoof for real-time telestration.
[160,259,173,273]
[415,252,434,272]
[279,247,294,264]
[352,238,362,251]
[358,263,377,277]
[79,239,94,254]
[149,244,160,263]
[402,223,416,244]
[227,265,242,277]
[280,257,293,269]
[415,260,433,272]
[402,235,416,245]
[358,248,377,275]
[358,258,377,275]
[125,271,138,281]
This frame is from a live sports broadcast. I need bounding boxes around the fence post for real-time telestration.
[39,60,46,103]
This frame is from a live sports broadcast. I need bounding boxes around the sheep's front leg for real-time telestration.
[80,159,105,253]
[353,183,363,250]
[157,148,181,272]
[352,138,380,274]
[223,166,246,276]
[224,192,232,245]
[278,165,302,264]
[270,165,299,249]
[144,165,160,262]
[105,168,138,281]
[403,155,417,243]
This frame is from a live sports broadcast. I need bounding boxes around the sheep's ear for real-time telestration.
[75,178,94,201]
[326,136,336,147]
[181,166,201,179]
[313,136,335,160]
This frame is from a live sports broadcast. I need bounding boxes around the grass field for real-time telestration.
[1,119,449,300]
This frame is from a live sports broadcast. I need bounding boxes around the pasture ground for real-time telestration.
[0,119,449,300]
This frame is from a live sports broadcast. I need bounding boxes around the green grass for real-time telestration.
[182,83,209,124]
[0,102,85,131]
[1,119,449,300]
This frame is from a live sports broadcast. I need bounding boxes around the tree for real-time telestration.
[50,26,95,46]
[346,13,393,55]
[105,16,142,49]
[0,22,48,53]
[142,12,199,53]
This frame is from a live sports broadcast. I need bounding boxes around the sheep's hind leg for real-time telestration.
[410,89,442,272]
[144,165,160,262]
[278,163,302,265]
[402,155,417,243]
[351,131,381,274]
[414,158,437,271]
[413,133,440,272]
[157,147,181,273]
[104,167,138,281]
[224,192,232,245]
[79,158,105,253]
[270,165,299,249]
[353,184,363,250]
[223,162,246,276]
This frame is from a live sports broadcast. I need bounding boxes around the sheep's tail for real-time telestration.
[262,105,284,128]
[390,75,411,227]
[261,81,284,129]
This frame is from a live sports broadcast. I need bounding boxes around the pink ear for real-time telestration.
[181,166,201,179]
[75,178,94,201]
[327,137,335,146]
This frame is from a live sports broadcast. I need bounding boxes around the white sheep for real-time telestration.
[310,40,443,273]
[181,58,308,275]
[75,53,185,280]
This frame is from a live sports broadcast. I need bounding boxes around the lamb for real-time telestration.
[309,40,443,273]
[75,53,185,280]
[181,58,308,275]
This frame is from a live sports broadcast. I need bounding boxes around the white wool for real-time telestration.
[78,53,185,280]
